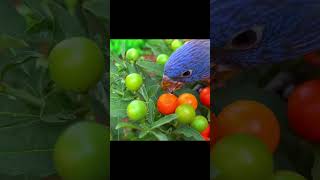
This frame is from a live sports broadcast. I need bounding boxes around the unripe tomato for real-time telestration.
[191,115,208,132]
[175,104,196,124]
[200,86,210,108]
[272,170,306,180]
[126,48,140,61]
[54,121,109,180]
[171,39,183,51]
[157,93,178,115]
[217,100,280,153]
[178,93,198,109]
[288,80,320,142]
[212,134,273,180]
[156,54,169,65]
[125,73,143,91]
[49,37,104,92]
[127,100,147,121]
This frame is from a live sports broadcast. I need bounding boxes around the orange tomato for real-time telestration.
[216,100,280,153]
[157,93,179,115]
[177,93,198,109]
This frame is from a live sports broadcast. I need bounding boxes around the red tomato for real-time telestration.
[157,93,178,115]
[217,100,280,153]
[200,86,210,108]
[288,80,320,142]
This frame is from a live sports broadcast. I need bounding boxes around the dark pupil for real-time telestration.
[182,71,191,76]
[232,30,257,48]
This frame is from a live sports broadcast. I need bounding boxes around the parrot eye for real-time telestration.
[226,25,264,50]
[181,70,192,77]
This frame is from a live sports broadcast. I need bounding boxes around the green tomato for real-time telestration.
[272,171,306,180]
[127,100,147,121]
[212,134,273,180]
[126,48,140,61]
[156,54,169,65]
[164,39,173,44]
[175,104,196,124]
[125,73,143,91]
[191,115,208,132]
[54,121,109,180]
[171,39,183,51]
[49,37,104,92]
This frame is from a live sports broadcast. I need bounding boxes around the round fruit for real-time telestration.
[191,115,209,132]
[127,100,147,121]
[54,121,109,180]
[156,54,169,65]
[212,134,273,180]
[157,93,178,115]
[288,80,320,142]
[201,126,210,138]
[178,93,198,109]
[200,86,210,108]
[175,104,196,124]
[273,170,306,180]
[126,48,140,61]
[171,39,183,51]
[217,100,280,152]
[125,73,143,91]
[49,37,104,92]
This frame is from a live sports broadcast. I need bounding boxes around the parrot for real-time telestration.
[161,39,210,92]
[211,0,320,68]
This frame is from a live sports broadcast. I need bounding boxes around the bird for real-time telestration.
[211,0,320,68]
[161,39,210,92]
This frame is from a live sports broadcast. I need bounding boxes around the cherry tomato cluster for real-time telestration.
[156,86,211,140]
[211,79,319,179]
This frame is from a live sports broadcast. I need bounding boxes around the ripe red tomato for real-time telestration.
[178,93,198,109]
[217,100,280,153]
[157,93,178,115]
[200,86,210,108]
[201,126,210,141]
[212,134,273,180]
[288,80,320,142]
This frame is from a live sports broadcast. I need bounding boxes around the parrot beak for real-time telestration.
[161,75,184,92]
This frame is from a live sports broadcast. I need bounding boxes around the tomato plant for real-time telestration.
[156,54,169,65]
[0,1,108,179]
[125,73,143,91]
[126,48,140,62]
[216,100,280,152]
[178,93,198,109]
[200,86,210,108]
[127,100,147,121]
[191,115,208,132]
[288,80,320,142]
[212,134,273,180]
[157,93,178,115]
[49,37,104,92]
[171,39,183,51]
[273,170,306,180]
[110,39,209,141]
[54,121,109,180]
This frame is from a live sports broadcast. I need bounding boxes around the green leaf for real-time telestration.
[115,122,141,130]
[83,0,109,20]
[150,114,177,130]
[0,35,28,49]
[150,130,168,141]
[174,125,203,141]
[136,60,164,77]
[0,1,26,36]
[146,100,155,124]
[48,1,85,39]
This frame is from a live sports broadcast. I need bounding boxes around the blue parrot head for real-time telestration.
[161,40,210,92]
[211,0,320,67]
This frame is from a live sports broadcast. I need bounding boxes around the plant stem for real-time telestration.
[1,83,43,107]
